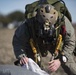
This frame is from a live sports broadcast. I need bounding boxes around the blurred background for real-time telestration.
[0,0,76,65]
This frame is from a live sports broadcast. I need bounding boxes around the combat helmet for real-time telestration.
[36,4,58,31]
[35,4,62,42]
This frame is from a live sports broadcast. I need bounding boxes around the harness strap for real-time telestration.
[51,34,62,60]
[29,38,37,62]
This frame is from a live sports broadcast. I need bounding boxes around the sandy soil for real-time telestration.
[0,25,76,75]
[0,28,16,64]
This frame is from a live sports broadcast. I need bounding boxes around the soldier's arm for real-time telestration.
[12,21,30,59]
[62,16,75,64]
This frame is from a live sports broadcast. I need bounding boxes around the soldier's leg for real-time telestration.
[51,66,68,75]
[62,54,76,75]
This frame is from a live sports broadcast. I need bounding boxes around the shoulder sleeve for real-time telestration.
[12,21,30,59]
[62,16,75,62]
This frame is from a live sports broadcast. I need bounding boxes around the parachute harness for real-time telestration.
[51,34,62,60]
[30,38,41,63]
[30,33,63,63]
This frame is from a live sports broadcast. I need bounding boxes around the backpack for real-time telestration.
[25,0,72,22]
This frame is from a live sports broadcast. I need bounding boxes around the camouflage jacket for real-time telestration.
[12,16,75,66]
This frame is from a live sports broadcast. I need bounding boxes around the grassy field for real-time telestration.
[0,25,76,64]
[0,28,16,64]
[0,25,76,75]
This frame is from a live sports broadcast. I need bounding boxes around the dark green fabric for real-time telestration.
[25,0,72,22]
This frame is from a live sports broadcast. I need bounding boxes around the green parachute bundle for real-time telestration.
[25,0,72,22]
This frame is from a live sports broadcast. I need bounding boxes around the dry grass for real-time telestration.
[0,25,76,64]
[0,26,76,75]
[0,28,16,64]
[0,25,76,75]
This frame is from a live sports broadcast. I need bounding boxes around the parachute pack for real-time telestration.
[25,0,72,22]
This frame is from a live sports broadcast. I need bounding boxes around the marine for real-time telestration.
[13,0,76,75]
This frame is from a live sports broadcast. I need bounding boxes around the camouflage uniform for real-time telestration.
[13,16,76,75]
[13,4,76,75]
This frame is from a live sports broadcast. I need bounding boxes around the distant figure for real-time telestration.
[12,0,76,75]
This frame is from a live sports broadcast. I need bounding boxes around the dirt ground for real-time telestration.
[0,25,75,64]
[0,28,16,64]
[0,25,76,75]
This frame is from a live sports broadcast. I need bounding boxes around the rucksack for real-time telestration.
[25,0,72,22]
